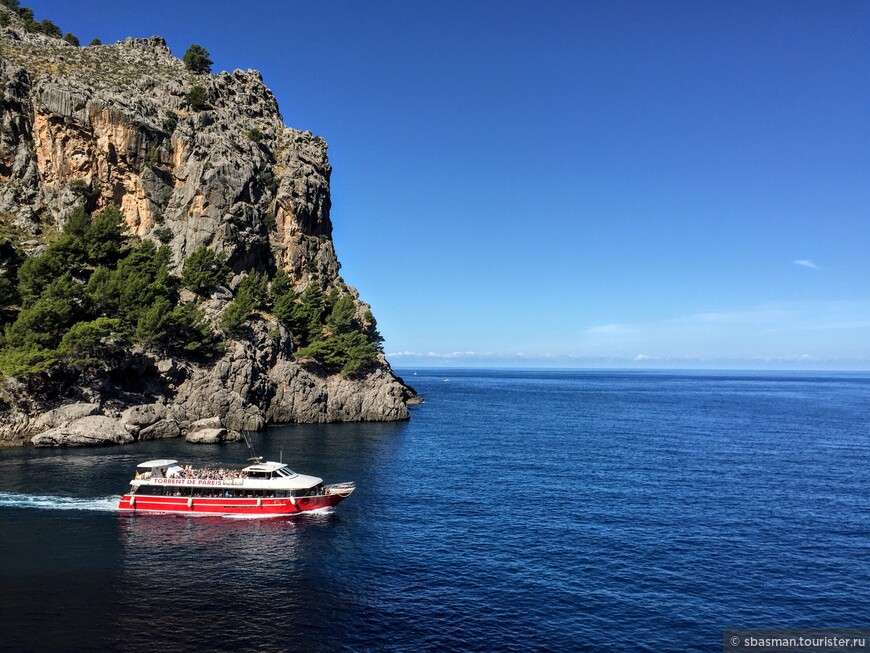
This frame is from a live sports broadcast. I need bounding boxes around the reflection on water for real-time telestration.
[118,510,338,551]
[111,504,354,652]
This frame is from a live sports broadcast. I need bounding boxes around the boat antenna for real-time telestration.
[242,431,262,464]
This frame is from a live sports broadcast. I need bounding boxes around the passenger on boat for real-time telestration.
[171,466,250,481]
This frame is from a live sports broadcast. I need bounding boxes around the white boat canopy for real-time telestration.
[243,461,292,473]
[136,459,179,468]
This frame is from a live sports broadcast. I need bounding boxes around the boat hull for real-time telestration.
[117,492,349,516]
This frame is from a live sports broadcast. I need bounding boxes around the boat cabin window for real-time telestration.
[244,467,295,479]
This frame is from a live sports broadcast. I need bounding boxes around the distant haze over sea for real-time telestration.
[390,354,870,371]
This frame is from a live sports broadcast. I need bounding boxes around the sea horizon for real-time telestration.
[393,364,870,374]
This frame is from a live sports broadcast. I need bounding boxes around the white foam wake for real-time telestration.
[0,492,119,512]
[222,507,335,520]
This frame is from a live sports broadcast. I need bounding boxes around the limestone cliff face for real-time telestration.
[0,31,333,278]
[0,17,414,445]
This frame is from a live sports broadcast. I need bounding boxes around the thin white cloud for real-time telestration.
[570,299,870,361]
[634,353,706,363]
[689,307,794,325]
[793,259,822,270]
[388,351,484,359]
[586,323,636,335]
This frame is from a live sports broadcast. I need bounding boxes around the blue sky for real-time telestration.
[28,1,870,369]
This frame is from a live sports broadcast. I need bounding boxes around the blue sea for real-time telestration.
[1,369,868,652]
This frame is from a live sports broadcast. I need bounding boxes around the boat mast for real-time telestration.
[242,431,262,465]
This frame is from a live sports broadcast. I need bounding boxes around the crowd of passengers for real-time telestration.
[174,465,248,480]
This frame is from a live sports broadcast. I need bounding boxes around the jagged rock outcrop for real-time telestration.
[0,12,415,446]
[32,402,101,431]
[186,428,230,444]
[31,415,134,447]
[267,363,412,423]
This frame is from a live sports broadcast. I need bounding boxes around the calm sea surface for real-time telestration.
[1,369,869,652]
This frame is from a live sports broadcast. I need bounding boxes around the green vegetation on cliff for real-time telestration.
[182,245,230,295]
[272,284,382,376]
[185,84,209,111]
[220,271,267,335]
[0,1,78,44]
[0,206,218,375]
[219,268,382,376]
[182,44,212,75]
[0,205,383,378]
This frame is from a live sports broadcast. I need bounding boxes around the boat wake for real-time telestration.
[0,492,120,512]
[222,507,335,520]
[303,506,336,515]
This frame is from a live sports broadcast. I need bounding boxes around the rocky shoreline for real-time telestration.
[0,325,415,446]
[2,365,415,447]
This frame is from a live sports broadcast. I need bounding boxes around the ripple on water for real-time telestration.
[0,370,868,652]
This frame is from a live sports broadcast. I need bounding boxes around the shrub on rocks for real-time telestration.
[185,84,209,111]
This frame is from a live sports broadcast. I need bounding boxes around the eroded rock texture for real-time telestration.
[0,17,414,446]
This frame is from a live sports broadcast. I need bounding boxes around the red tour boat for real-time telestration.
[118,459,355,516]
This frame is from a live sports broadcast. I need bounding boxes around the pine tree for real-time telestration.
[181,246,229,295]
[182,44,213,74]
[186,85,209,111]
[58,318,127,367]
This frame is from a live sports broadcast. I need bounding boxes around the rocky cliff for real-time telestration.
[0,10,415,446]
